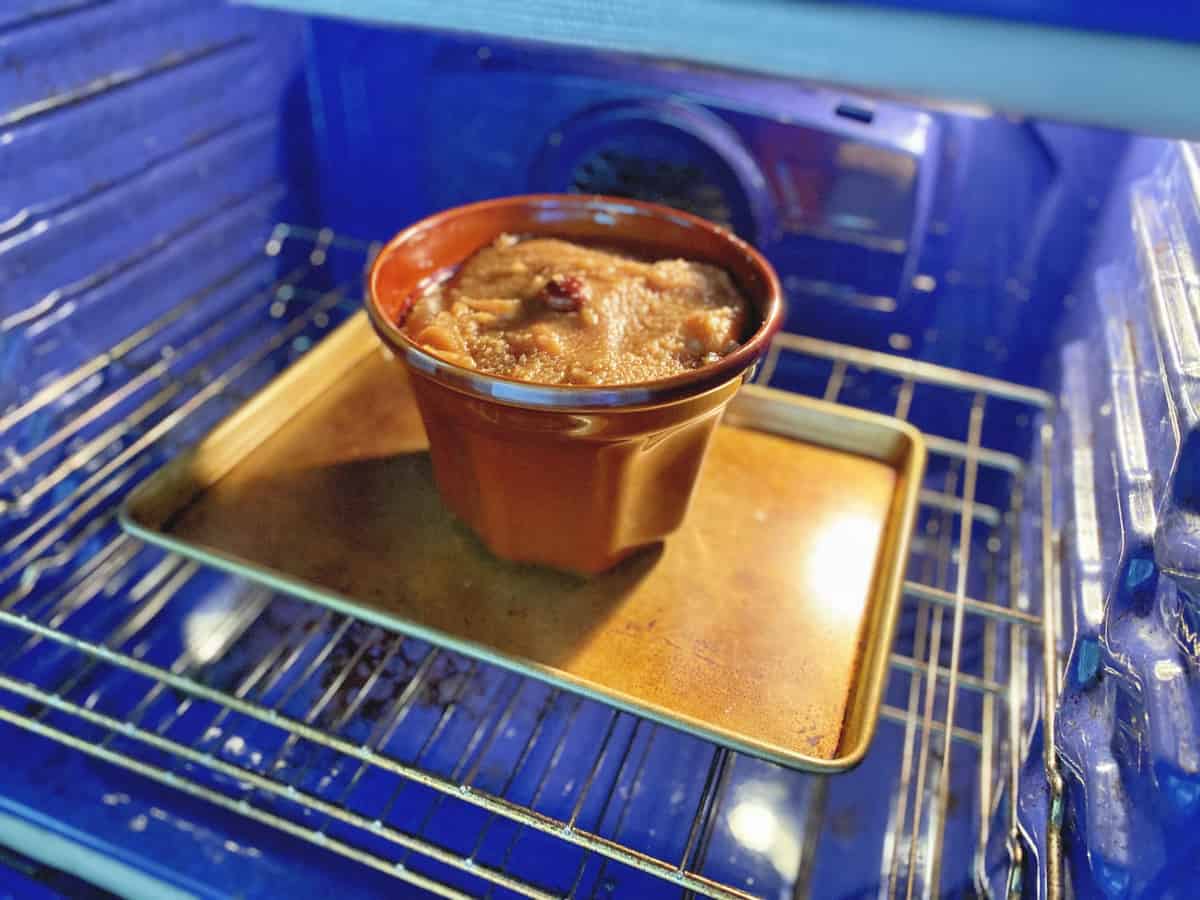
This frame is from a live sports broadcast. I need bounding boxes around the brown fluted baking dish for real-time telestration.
[365,194,785,574]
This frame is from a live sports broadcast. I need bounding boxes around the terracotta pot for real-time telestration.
[366,194,784,573]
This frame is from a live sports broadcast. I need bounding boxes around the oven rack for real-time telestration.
[0,225,1060,899]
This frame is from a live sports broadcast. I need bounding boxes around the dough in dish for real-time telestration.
[400,235,750,386]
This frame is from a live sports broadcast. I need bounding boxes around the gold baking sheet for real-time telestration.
[121,312,924,771]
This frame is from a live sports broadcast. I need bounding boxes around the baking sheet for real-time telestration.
[121,312,924,771]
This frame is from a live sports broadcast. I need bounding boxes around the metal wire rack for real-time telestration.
[0,225,1060,899]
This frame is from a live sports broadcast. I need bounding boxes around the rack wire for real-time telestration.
[0,225,1059,899]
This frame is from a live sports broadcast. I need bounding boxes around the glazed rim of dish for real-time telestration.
[365,194,785,410]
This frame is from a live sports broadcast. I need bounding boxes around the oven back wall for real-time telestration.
[303,15,1129,388]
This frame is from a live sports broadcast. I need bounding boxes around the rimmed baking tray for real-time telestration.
[121,312,925,772]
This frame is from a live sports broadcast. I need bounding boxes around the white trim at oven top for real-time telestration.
[0,802,202,900]
[240,0,1200,139]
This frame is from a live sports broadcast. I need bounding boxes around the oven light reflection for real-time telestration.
[729,799,779,853]
[183,584,251,665]
[727,785,801,877]
[804,514,881,623]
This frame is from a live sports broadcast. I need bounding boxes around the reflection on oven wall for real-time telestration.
[305,18,1128,387]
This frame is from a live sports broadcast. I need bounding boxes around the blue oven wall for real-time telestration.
[303,16,1128,389]
[0,0,321,407]
[1041,137,1200,899]
[0,3,396,897]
